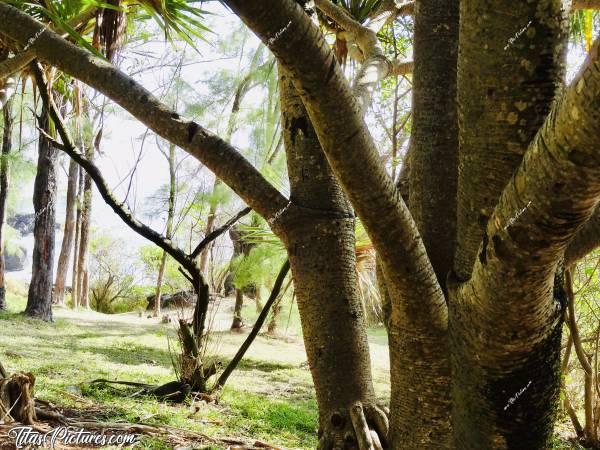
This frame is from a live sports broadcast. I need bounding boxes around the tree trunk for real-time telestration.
[71,166,83,308]
[231,288,244,330]
[0,96,13,311]
[26,105,57,322]
[449,1,570,447]
[154,250,167,317]
[53,158,78,306]
[154,143,176,317]
[76,146,94,309]
[279,68,383,449]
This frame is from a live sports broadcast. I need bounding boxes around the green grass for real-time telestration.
[0,292,583,449]
[0,293,324,448]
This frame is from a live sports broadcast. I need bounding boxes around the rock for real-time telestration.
[7,213,60,235]
[146,290,195,310]
[4,246,26,272]
[7,214,35,235]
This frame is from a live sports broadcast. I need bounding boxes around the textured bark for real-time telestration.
[230,288,244,330]
[454,0,568,280]
[0,97,13,311]
[279,67,383,449]
[25,105,57,322]
[408,0,459,290]
[0,5,289,224]
[53,158,78,305]
[564,205,600,266]
[449,35,600,448]
[226,3,449,448]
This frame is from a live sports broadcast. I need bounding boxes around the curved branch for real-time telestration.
[31,62,194,272]
[0,4,288,224]
[190,207,252,259]
[565,205,600,266]
[225,0,447,334]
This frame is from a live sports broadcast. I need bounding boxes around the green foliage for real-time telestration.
[139,245,188,293]
[89,233,144,313]
[231,244,286,295]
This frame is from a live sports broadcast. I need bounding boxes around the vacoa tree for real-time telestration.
[2,0,600,448]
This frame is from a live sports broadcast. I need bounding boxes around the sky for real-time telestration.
[6,5,596,282]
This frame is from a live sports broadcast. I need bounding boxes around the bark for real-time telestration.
[230,288,244,330]
[76,147,94,309]
[408,0,458,290]
[226,3,449,448]
[0,5,289,225]
[449,34,600,446]
[0,372,36,425]
[454,0,568,280]
[53,158,78,305]
[279,67,385,449]
[0,96,13,311]
[564,205,600,266]
[25,104,57,322]
[71,165,83,308]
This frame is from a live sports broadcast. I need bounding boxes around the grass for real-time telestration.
[0,292,390,449]
[0,290,584,449]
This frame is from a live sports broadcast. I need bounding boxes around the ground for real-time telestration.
[0,290,390,449]
[0,289,584,449]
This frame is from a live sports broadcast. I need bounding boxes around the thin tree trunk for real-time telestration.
[76,146,94,309]
[231,288,244,330]
[53,158,78,305]
[153,251,167,317]
[71,166,83,309]
[25,104,57,322]
[0,96,13,311]
[154,143,176,317]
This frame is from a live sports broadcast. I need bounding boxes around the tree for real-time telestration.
[53,158,78,306]
[25,99,58,322]
[0,91,14,311]
[5,2,600,447]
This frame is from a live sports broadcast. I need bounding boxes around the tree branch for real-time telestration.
[0,4,289,225]
[565,205,600,266]
[212,259,290,391]
[190,207,252,259]
[225,0,447,334]
[31,62,194,273]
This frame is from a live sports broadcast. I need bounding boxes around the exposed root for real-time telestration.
[318,402,389,450]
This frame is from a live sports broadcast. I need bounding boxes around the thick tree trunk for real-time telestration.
[76,147,94,309]
[53,158,78,305]
[0,97,13,311]
[26,106,57,322]
[450,1,571,447]
[279,68,384,449]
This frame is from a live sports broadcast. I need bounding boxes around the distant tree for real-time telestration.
[26,100,58,322]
